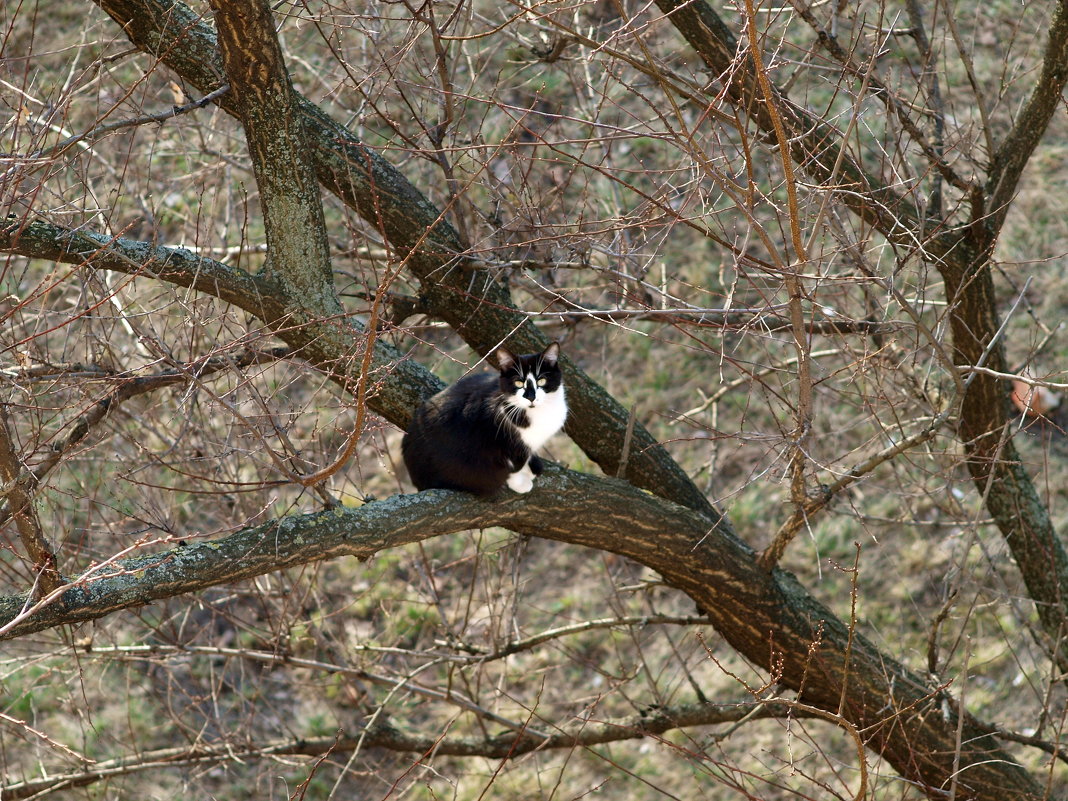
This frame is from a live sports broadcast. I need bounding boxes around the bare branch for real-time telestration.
[0,696,814,800]
[986,0,1068,228]
[15,84,230,164]
[0,217,442,427]
[0,405,61,596]
[523,305,898,336]
[0,347,291,527]
[653,0,924,244]
[0,467,1045,799]
[90,0,721,519]
[788,0,976,196]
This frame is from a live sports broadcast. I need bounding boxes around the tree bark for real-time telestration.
[208,0,337,314]
[657,0,1068,673]
[90,0,720,521]
[0,466,1046,800]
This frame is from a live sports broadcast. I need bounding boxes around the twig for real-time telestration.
[948,638,972,801]
[0,710,91,764]
[789,0,975,194]
[0,692,810,800]
[616,404,638,478]
[740,0,817,569]
[957,365,1068,390]
[926,589,959,677]
[671,349,841,424]
[523,305,894,335]
[0,348,290,527]
[0,405,62,597]
[435,614,710,661]
[903,0,946,218]
[294,265,395,489]
[79,642,548,738]
[15,85,229,165]
[758,406,952,569]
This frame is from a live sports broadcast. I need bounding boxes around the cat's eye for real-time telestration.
[537,378,547,386]
[514,380,524,388]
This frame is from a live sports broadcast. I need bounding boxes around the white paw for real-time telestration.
[506,466,535,493]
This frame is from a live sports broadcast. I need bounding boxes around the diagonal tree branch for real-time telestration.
[87,0,719,520]
[653,0,924,243]
[652,0,1068,675]
[986,0,1068,231]
[0,467,1045,800]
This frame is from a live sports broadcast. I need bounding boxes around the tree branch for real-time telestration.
[788,0,975,197]
[0,405,61,596]
[650,0,1068,680]
[0,347,289,528]
[653,0,924,244]
[0,467,1046,800]
[208,0,336,310]
[0,218,442,428]
[0,697,813,800]
[89,0,720,521]
[987,0,1068,231]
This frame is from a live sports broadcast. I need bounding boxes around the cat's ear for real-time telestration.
[541,342,561,366]
[494,347,516,371]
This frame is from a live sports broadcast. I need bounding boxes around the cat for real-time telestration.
[402,342,567,496]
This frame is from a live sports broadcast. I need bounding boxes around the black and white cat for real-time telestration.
[402,343,567,496]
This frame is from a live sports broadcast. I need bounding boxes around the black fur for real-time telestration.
[402,344,564,496]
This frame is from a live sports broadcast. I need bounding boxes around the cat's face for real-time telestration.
[495,343,562,410]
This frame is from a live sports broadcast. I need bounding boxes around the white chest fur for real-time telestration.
[508,385,567,451]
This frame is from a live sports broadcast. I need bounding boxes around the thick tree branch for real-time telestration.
[88,0,719,521]
[0,218,441,427]
[0,468,1045,800]
[935,232,1068,674]
[208,0,336,312]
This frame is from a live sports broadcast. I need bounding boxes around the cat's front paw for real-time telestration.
[506,467,535,493]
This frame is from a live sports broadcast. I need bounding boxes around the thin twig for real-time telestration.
[926,589,959,677]
[759,405,953,569]
[616,404,638,478]
[0,348,290,527]
[740,0,817,569]
[671,349,841,424]
[0,405,62,597]
[16,85,229,164]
